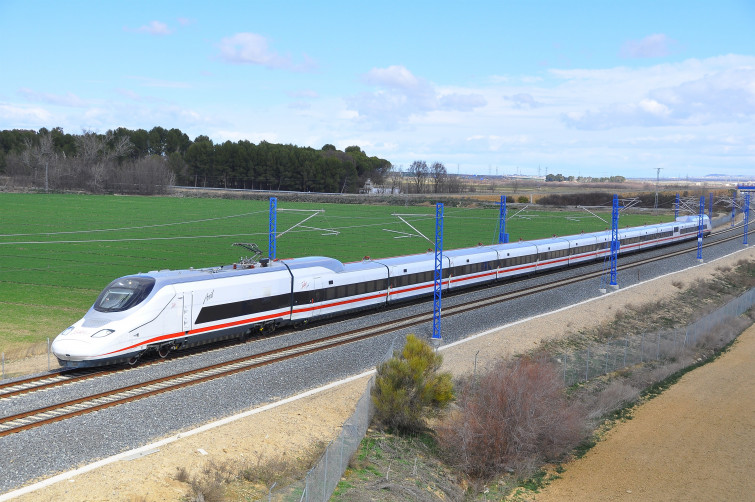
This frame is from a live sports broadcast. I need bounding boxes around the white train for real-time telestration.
[51,215,711,368]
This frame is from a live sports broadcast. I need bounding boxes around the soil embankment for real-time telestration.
[535,323,755,501]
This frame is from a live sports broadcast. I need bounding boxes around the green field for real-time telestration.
[0,193,672,353]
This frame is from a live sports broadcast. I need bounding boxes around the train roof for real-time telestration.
[373,252,436,267]
[283,256,344,273]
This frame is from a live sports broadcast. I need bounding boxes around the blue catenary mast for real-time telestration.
[745,193,750,247]
[697,196,704,261]
[498,195,509,244]
[268,197,277,259]
[432,203,444,340]
[610,194,619,288]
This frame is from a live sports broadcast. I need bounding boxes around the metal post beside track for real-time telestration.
[269,197,277,260]
[744,193,750,247]
[498,195,508,244]
[432,203,444,342]
[610,194,619,289]
[697,196,704,263]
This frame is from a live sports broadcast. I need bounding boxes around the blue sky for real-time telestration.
[1,1,754,179]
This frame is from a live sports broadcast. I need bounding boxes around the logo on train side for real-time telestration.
[300,281,309,289]
[203,291,214,304]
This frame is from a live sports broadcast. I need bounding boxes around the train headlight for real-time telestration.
[91,329,115,338]
[59,326,74,336]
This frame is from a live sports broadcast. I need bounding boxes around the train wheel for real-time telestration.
[127,354,140,366]
[157,344,171,358]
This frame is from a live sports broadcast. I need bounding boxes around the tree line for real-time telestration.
[0,127,393,195]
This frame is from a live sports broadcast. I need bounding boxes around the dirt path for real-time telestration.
[7,246,755,501]
[534,323,755,502]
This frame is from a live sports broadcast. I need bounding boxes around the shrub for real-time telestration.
[517,195,529,203]
[371,334,454,434]
[436,354,586,479]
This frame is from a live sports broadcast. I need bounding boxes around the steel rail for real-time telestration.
[1,224,750,435]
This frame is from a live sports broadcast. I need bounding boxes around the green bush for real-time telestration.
[371,334,454,434]
[517,195,529,203]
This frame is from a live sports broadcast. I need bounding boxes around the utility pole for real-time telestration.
[654,168,663,211]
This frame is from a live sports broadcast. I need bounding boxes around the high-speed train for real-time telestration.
[51,215,711,368]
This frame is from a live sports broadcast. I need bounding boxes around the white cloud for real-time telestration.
[126,76,191,89]
[286,89,319,99]
[135,21,172,36]
[465,134,531,151]
[349,65,486,128]
[620,34,674,58]
[18,88,89,107]
[288,101,311,110]
[559,59,755,130]
[217,33,317,72]
[216,130,280,144]
[504,93,543,109]
[0,103,53,124]
[363,65,423,90]
[439,93,487,111]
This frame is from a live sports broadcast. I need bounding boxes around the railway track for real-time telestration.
[1,224,751,437]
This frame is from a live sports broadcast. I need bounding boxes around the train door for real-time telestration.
[310,277,323,318]
[182,293,192,333]
[292,275,322,322]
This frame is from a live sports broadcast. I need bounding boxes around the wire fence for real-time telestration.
[561,287,755,386]
[265,340,403,501]
[275,287,755,501]
[297,376,374,502]
[261,377,374,502]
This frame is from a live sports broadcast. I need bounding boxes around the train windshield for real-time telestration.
[93,277,156,313]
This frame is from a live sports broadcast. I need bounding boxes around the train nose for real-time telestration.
[51,338,99,361]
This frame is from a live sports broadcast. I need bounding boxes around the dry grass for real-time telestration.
[173,443,326,501]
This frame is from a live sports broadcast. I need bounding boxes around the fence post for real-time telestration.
[624,338,628,367]
[563,353,567,385]
[605,341,609,374]
[585,347,590,382]
[657,332,660,360]
[640,333,644,363]
[323,447,328,502]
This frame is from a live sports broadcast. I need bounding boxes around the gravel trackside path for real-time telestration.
[534,323,755,502]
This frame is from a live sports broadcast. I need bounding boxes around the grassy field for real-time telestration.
[0,192,673,354]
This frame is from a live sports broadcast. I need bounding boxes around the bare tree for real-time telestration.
[389,166,404,194]
[446,174,463,194]
[430,161,447,193]
[75,130,133,192]
[408,160,429,194]
[22,132,57,192]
